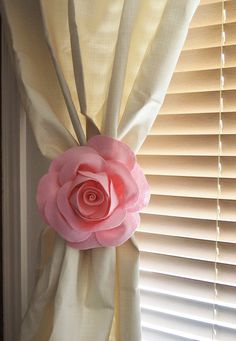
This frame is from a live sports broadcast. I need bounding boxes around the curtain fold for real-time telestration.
[1,0,199,340]
[118,0,201,152]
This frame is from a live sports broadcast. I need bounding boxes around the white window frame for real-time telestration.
[2,27,47,341]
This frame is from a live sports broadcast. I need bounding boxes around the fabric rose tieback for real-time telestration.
[37,135,150,250]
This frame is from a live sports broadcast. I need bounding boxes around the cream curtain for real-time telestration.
[1,0,199,340]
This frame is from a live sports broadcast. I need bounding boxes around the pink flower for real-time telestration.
[37,135,150,250]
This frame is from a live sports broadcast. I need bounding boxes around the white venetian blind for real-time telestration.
[136,0,236,340]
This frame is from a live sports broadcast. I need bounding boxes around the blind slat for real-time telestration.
[142,310,235,341]
[200,0,230,5]
[137,232,236,264]
[144,195,236,222]
[140,253,236,286]
[159,90,236,115]
[168,67,236,93]
[140,272,236,309]
[184,22,236,50]
[191,1,236,28]
[141,291,236,328]
[142,327,188,341]
[137,155,236,178]
[142,309,236,341]
[151,113,236,135]
[176,46,236,72]
[140,135,236,156]
[138,214,236,243]
[146,175,236,200]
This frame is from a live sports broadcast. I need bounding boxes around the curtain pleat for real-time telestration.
[102,0,138,137]
[1,1,199,340]
[118,0,199,152]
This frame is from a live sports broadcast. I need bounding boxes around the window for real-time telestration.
[136,1,236,340]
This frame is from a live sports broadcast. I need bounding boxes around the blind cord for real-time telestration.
[212,1,226,339]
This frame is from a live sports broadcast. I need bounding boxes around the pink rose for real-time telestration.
[37,135,150,250]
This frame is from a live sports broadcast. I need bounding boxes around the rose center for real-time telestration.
[85,191,96,202]
[82,187,104,206]
[89,194,95,201]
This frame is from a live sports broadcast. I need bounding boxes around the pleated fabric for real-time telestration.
[1,0,199,340]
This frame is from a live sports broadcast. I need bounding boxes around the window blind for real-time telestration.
[136,1,236,340]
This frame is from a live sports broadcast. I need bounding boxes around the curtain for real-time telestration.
[1,0,199,340]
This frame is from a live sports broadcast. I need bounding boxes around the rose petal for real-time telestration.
[68,233,101,250]
[57,181,126,232]
[56,181,89,230]
[88,135,136,171]
[70,173,118,219]
[129,163,150,212]
[36,172,59,218]
[58,151,105,185]
[44,192,91,243]
[49,146,97,173]
[95,212,140,247]
[76,170,110,195]
[106,160,139,209]
[108,180,119,214]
